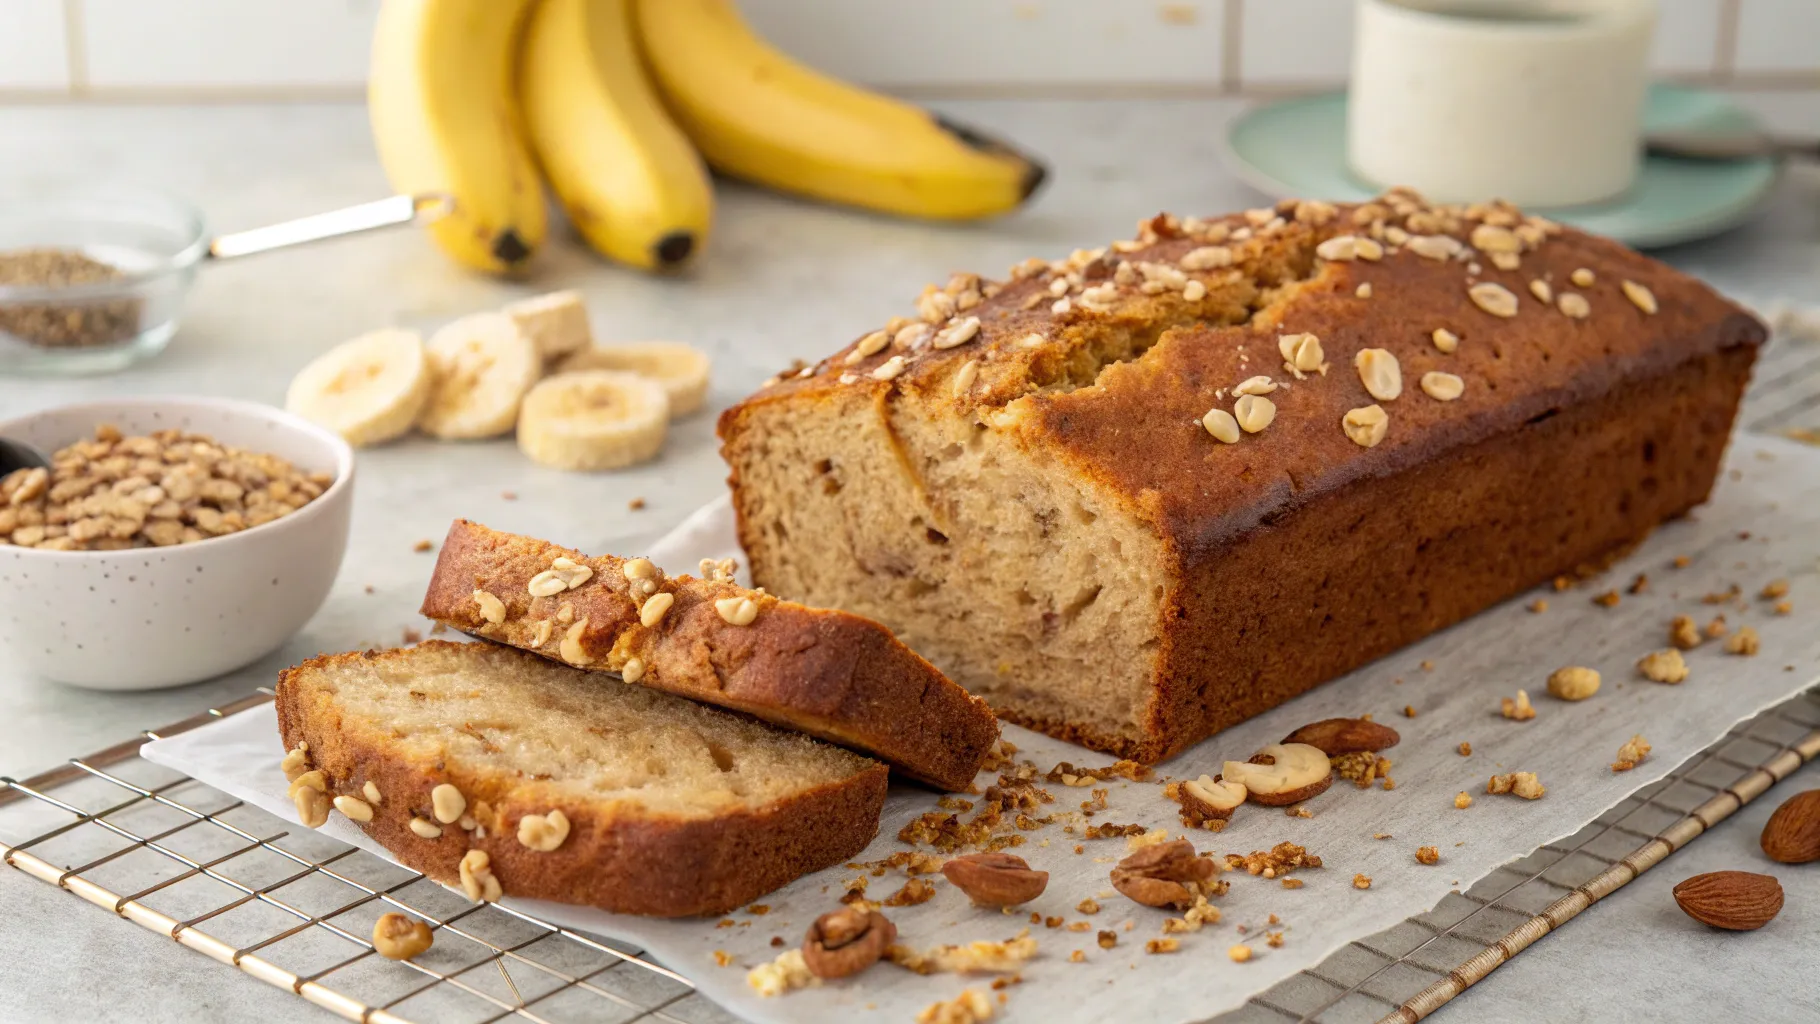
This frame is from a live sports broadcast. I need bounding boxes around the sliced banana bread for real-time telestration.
[275,641,887,917]
[718,190,1765,762]
[419,519,997,791]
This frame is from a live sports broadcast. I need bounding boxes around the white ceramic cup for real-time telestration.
[1348,0,1656,207]
[0,397,354,690]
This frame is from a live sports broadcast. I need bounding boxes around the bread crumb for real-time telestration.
[1725,626,1761,656]
[628,497,647,511]
[713,950,733,967]
[1076,898,1100,915]
[889,934,1038,975]
[1501,689,1536,721]
[1458,742,1471,757]
[1372,833,1392,840]
[1097,930,1117,949]
[401,627,421,644]
[747,949,816,996]
[1611,734,1651,772]
[1637,649,1689,683]
[1044,916,1063,929]
[1669,615,1701,650]
[1285,806,1312,819]
[916,988,994,1024]
[1527,599,1549,613]
[1415,846,1440,865]
[770,936,784,947]
[1266,931,1285,948]
[1703,615,1728,639]
[1774,600,1793,615]
[1761,578,1789,600]
[1627,573,1649,595]
[1455,791,1473,809]
[1067,949,1085,963]
[1487,772,1545,799]
[1403,705,1418,718]
[1226,842,1322,878]
[1420,660,1434,672]
[1592,590,1620,608]
[412,539,433,553]
[1281,878,1304,889]
[1126,828,1170,851]
[500,490,516,501]
[884,877,937,906]
[1672,555,1690,568]
[1353,874,1372,890]
[1144,938,1180,954]
[1228,944,1253,962]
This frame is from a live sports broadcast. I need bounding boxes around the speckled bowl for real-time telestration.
[0,396,353,689]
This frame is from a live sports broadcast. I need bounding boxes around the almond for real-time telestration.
[1671,871,1783,931]
[1760,790,1820,864]
[1281,717,1401,755]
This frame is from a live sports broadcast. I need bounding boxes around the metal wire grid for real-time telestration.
[2,332,1816,1024]
[0,691,731,1024]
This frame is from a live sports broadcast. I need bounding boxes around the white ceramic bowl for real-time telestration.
[0,397,354,689]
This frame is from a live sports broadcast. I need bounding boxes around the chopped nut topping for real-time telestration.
[408,816,441,839]
[640,591,675,628]
[1455,791,1473,809]
[1315,235,1361,261]
[373,913,433,961]
[1528,279,1552,303]
[1669,615,1702,650]
[559,618,592,665]
[431,783,467,824]
[1470,224,1521,254]
[715,596,759,626]
[1557,292,1591,318]
[1490,251,1521,271]
[1353,874,1372,890]
[1571,267,1595,287]
[1637,648,1689,684]
[1342,405,1390,448]
[1611,734,1651,772]
[1232,375,1277,397]
[849,329,889,363]
[1431,328,1461,354]
[1501,689,1536,721]
[1180,246,1233,270]
[933,317,982,350]
[1355,348,1403,401]
[1468,282,1519,318]
[1201,407,1241,444]
[1234,394,1276,434]
[953,359,979,397]
[1546,666,1601,702]
[472,589,506,624]
[1725,626,1761,656]
[871,355,908,381]
[1487,772,1545,800]
[1406,234,1462,261]
[1278,332,1326,373]
[1621,280,1658,314]
[517,809,571,852]
[332,795,373,823]
[1356,283,1373,299]
[458,849,502,902]
[1415,846,1440,865]
[1420,371,1464,401]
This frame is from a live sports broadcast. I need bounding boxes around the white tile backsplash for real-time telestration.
[0,0,69,90]
[1733,0,1820,73]
[81,0,377,90]
[1236,0,1357,85]
[0,0,1810,98]
[738,0,1226,87]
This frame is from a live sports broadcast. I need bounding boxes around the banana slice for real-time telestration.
[284,328,431,448]
[503,290,593,361]
[418,313,542,439]
[556,341,710,417]
[517,370,669,470]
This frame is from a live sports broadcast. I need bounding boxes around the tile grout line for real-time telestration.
[61,0,88,96]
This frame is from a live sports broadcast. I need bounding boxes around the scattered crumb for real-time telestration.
[1333,751,1393,787]
[1226,842,1322,878]
[1487,772,1546,800]
[1627,573,1649,595]
[1145,938,1180,954]
[1703,585,1741,605]
[500,490,517,501]
[1458,742,1472,757]
[1097,930,1117,949]
[1403,705,1418,718]
[1704,616,1729,639]
[1611,734,1651,772]
[1420,660,1434,672]
[770,936,784,947]
[1415,846,1440,865]
[1228,944,1253,963]
[1068,950,1085,963]
[1672,555,1690,568]
[401,627,421,644]
[1592,590,1621,608]
[1353,874,1372,890]
[1527,599,1549,613]
[1669,615,1701,650]
[1044,916,1063,929]
[1157,2,1199,26]
[1126,829,1170,851]
[1553,576,1572,592]
[363,584,375,595]
[1501,689,1536,721]
[412,539,433,553]
[1266,931,1285,948]
[1637,649,1689,684]
[884,877,937,907]
[1372,833,1393,840]
[1066,921,1091,933]
[1077,898,1100,915]
[915,988,994,1024]
[1774,600,1793,615]
[713,950,733,967]
[1286,806,1313,819]
[1281,878,1304,890]
[747,949,816,997]
[1455,791,1473,809]
[629,497,647,511]
[1725,626,1761,656]
[1761,578,1789,600]
[428,621,448,635]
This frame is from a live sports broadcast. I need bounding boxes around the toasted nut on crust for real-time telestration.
[1178,775,1246,826]
[802,907,896,979]
[292,786,330,828]
[1111,839,1218,909]
[941,853,1048,906]
[459,849,502,902]
[373,913,433,960]
[517,809,571,852]
[431,783,467,824]
[1223,744,1334,806]
[1281,718,1400,755]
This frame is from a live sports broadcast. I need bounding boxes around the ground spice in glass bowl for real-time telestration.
[0,248,144,348]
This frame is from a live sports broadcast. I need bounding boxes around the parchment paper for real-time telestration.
[145,434,1820,1024]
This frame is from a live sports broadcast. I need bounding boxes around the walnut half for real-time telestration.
[1111,839,1219,909]
[801,907,896,979]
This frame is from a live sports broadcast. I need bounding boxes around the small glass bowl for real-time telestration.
[0,184,206,376]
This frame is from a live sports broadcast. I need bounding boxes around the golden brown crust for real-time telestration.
[275,642,890,918]
[719,193,1765,762]
[419,520,999,791]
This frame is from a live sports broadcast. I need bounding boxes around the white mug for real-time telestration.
[1347,0,1657,207]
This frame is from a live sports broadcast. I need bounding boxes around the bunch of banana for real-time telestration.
[284,291,711,472]
[367,0,1046,275]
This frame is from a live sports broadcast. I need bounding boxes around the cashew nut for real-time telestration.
[1221,743,1333,805]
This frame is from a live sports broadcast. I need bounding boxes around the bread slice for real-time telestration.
[419,519,998,791]
[275,641,888,917]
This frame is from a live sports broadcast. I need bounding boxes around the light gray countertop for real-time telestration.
[2,97,1819,1024]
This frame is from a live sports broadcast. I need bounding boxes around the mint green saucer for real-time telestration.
[1222,84,1778,249]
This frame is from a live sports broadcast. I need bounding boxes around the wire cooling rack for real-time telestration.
[5,329,1819,1024]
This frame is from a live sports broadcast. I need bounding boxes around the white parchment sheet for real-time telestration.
[146,434,1820,1024]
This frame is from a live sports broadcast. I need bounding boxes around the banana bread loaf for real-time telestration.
[718,190,1764,762]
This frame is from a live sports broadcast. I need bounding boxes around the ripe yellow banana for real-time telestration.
[631,0,1046,221]
[519,0,712,271]
[368,0,547,274]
